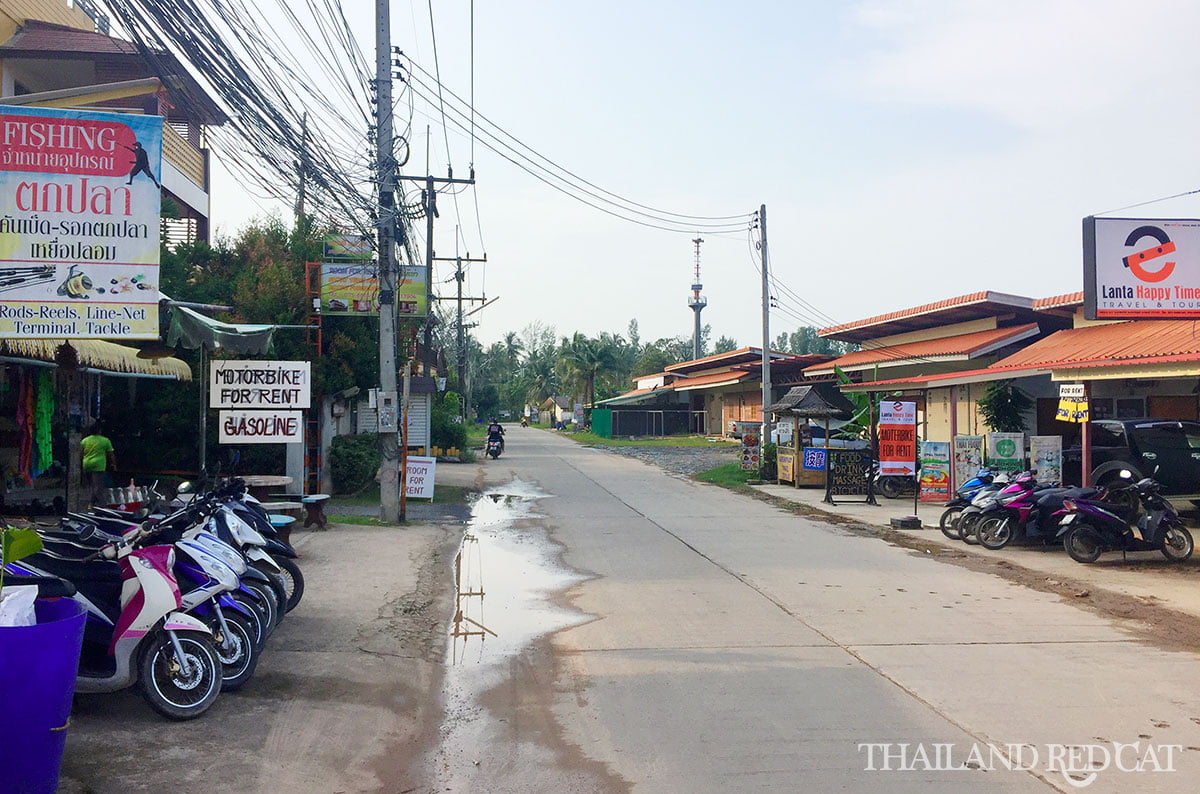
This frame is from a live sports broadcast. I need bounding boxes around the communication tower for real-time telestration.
[688,236,707,359]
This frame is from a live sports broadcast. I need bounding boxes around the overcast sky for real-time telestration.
[209,0,1200,350]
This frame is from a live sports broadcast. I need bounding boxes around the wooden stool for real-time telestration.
[301,494,331,529]
[267,514,297,546]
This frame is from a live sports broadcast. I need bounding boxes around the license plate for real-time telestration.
[1059,514,1075,525]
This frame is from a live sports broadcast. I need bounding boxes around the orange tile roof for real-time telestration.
[818,291,994,336]
[1033,292,1084,310]
[810,323,1040,371]
[991,320,1200,370]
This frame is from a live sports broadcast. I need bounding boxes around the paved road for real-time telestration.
[419,427,1200,793]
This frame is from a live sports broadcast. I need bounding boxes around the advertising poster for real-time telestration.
[878,400,917,476]
[0,106,162,339]
[405,455,436,499]
[1085,216,1200,319]
[320,261,379,315]
[919,441,951,502]
[1030,435,1063,484]
[777,451,795,484]
[988,432,1025,473]
[953,435,985,491]
[741,430,761,471]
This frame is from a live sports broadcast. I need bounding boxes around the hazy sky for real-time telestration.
[209,0,1200,350]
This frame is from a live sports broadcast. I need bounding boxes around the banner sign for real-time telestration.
[919,441,951,502]
[405,455,436,499]
[777,451,795,483]
[953,435,985,492]
[1084,216,1200,319]
[0,106,162,339]
[218,410,302,444]
[1056,383,1089,422]
[740,430,761,471]
[210,360,311,409]
[323,233,372,259]
[1030,435,1063,484]
[318,261,428,317]
[988,432,1025,473]
[878,400,917,476]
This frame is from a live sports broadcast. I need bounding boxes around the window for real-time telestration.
[1116,397,1145,419]
[1090,422,1126,447]
[1131,423,1189,451]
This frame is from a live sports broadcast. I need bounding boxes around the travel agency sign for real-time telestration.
[1084,216,1200,319]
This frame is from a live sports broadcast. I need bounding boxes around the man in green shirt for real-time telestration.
[81,422,117,505]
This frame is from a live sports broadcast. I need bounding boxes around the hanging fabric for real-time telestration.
[15,370,33,485]
[34,369,54,477]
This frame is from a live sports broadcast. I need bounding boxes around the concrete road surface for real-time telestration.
[417,427,1200,793]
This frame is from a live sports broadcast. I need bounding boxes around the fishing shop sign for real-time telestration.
[0,106,162,339]
[211,360,310,444]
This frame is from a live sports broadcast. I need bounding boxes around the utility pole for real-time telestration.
[758,204,771,443]
[375,0,401,523]
[432,253,486,414]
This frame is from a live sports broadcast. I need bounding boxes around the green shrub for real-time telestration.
[329,433,379,494]
[432,392,468,451]
[761,442,778,481]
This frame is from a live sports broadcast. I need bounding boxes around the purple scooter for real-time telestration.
[1055,473,1194,563]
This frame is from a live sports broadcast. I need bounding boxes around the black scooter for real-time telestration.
[1057,475,1194,563]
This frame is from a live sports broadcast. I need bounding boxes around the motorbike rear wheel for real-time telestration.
[139,630,222,720]
[1160,525,1194,561]
[1064,524,1103,564]
[878,477,904,499]
[959,512,982,545]
[272,554,305,613]
[939,507,964,540]
[977,517,1014,550]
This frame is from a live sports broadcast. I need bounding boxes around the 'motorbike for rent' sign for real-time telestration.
[209,360,311,409]
[0,106,163,339]
[878,400,917,477]
[1084,216,1200,319]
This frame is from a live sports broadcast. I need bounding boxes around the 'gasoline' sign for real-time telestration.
[219,410,303,444]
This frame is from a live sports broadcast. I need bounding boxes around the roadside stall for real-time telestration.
[767,384,861,493]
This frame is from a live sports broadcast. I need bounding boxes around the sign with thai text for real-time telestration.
[405,455,436,499]
[218,410,302,443]
[878,400,917,477]
[1084,216,1200,319]
[988,432,1025,473]
[209,360,311,409]
[919,441,951,502]
[953,435,985,492]
[0,106,162,339]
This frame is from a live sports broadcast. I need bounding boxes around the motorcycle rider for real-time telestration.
[487,418,506,453]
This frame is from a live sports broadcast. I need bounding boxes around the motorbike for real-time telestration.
[938,468,997,539]
[6,519,223,719]
[486,437,503,459]
[1057,474,1194,563]
[975,482,1097,550]
[956,475,1022,545]
[520,416,529,428]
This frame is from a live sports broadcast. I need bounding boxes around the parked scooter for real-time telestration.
[938,468,996,540]
[956,473,1018,544]
[976,482,1097,550]
[1057,474,1194,563]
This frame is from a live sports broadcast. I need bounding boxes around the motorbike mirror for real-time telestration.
[1118,469,1133,479]
[176,481,196,495]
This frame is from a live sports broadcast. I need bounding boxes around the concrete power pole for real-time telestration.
[758,205,771,443]
[688,236,706,360]
[376,0,401,523]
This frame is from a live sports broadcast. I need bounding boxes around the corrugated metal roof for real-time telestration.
[818,291,1036,336]
[990,320,1200,371]
[1033,292,1084,310]
[808,323,1040,372]
[673,370,753,390]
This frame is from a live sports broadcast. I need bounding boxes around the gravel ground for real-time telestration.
[587,443,739,476]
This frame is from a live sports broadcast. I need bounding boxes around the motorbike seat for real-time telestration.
[26,554,123,623]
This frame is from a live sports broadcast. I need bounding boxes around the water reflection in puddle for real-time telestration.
[448,478,585,667]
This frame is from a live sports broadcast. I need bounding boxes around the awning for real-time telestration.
[989,320,1200,376]
[166,305,275,354]
[595,386,677,406]
[805,323,1041,377]
[0,339,192,380]
[838,366,1046,393]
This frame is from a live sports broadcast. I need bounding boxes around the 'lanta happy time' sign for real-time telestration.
[1084,216,1200,319]
[0,106,162,339]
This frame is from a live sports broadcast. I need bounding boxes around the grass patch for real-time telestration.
[568,431,736,448]
[693,462,758,488]
[327,514,383,526]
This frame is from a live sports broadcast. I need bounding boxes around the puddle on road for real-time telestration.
[447,477,585,668]
[427,478,588,784]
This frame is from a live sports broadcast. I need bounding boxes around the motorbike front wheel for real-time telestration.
[878,477,904,499]
[977,517,1014,550]
[139,630,222,720]
[1064,525,1103,564]
[939,507,964,540]
[212,611,259,692]
[1160,525,1194,561]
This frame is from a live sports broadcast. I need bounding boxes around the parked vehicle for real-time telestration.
[1062,419,1200,502]
[976,484,1098,550]
[938,469,997,540]
[1057,474,1194,563]
[957,474,1027,545]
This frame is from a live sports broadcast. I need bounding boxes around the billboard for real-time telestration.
[1084,216,1200,319]
[319,262,427,317]
[0,106,162,339]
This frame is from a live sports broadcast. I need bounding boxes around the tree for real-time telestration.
[977,380,1034,433]
[714,335,739,354]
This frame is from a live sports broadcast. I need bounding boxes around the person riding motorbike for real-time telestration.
[520,415,529,428]
[487,418,505,453]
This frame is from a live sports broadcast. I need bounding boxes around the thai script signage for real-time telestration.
[0,106,162,339]
[988,432,1025,473]
[1084,216,1200,319]
[919,441,951,502]
[209,360,311,409]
